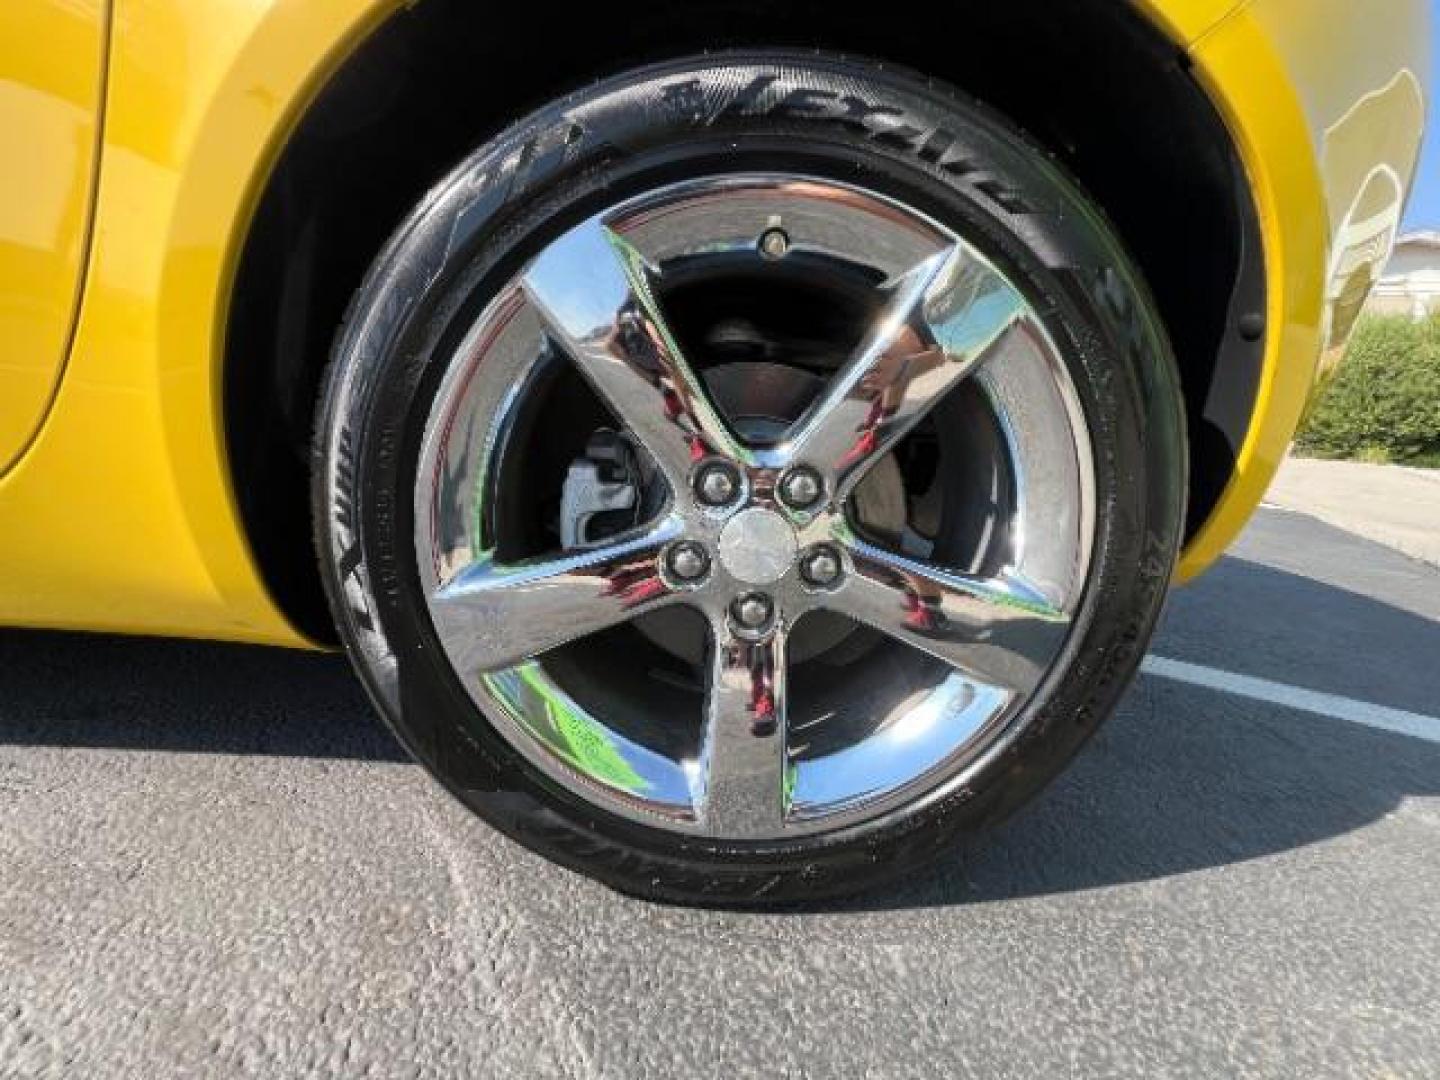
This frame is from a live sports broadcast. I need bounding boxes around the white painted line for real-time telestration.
[1141,655,1440,745]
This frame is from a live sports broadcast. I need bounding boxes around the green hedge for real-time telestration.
[1295,312,1440,467]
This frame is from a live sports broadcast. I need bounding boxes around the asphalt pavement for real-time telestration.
[2,508,1437,1079]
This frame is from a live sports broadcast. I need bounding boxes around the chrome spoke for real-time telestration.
[694,621,790,837]
[782,246,1029,497]
[833,537,1071,695]
[522,216,747,490]
[430,518,685,675]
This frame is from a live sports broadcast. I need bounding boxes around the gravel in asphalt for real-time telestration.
[1,509,1437,1079]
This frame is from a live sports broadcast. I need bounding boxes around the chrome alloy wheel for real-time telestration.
[414,174,1095,840]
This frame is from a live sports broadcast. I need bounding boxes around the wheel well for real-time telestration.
[225,0,1265,641]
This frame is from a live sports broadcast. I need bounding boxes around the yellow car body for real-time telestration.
[0,0,1428,648]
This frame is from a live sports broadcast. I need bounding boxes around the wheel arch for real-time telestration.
[220,0,1267,641]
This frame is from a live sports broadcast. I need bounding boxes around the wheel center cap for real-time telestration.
[717,507,797,585]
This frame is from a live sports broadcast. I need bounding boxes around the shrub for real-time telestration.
[1295,312,1440,465]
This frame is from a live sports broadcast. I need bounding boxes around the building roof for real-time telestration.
[1394,230,1440,248]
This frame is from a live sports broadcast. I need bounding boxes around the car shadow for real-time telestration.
[0,629,405,762]
[0,552,1436,905]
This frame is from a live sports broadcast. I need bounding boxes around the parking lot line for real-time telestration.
[1142,655,1440,745]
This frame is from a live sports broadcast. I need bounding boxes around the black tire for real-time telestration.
[314,52,1186,905]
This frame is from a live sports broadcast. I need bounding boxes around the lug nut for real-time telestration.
[778,467,823,511]
[666,541,710,583]
[759,227,790,260]
[695,461,741,507]
[731,592,774,631]
[800,545,844,587]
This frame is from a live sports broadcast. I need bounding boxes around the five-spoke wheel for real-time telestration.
[317,54,1183,902]
[416,177,1092,838]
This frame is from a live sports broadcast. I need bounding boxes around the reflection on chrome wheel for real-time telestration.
[317,53,1184,904]
[416,176,1094,839]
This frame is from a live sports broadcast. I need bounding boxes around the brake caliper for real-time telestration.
[559,430,644,549]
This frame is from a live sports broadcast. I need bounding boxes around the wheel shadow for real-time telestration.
[0,551,1436,905]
